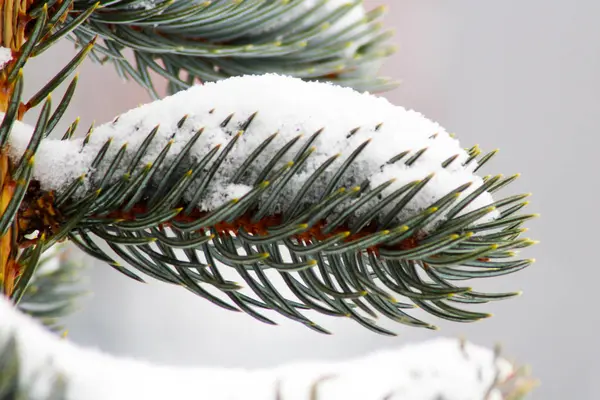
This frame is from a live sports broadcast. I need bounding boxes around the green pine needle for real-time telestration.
[11,109,537,336]
[68,0,397,97]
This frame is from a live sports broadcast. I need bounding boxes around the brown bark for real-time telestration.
[0,0,30,297]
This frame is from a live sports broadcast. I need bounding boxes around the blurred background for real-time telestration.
[21,1,598,399]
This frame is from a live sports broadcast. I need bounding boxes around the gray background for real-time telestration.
[23,1,598,399]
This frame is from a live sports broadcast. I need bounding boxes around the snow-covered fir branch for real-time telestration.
[3,73,536,333]
[0,296,532,400]
[7,74,497,229]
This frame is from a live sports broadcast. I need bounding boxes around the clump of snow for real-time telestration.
[0,296,517,400]
[7,74,499,227]
[0,46,12,70]
[127,0,160,10]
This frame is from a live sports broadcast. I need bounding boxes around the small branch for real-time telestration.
[3,74,536,333]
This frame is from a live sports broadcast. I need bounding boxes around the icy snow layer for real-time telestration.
[8,74,498,226]
[0,46,12,70]
[0,296,516,400]
[128,1,158,10]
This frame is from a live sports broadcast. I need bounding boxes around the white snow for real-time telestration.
[7,74,499,227]
[0,296,517,400]
[0,46,12,70]
[127,0,160,10]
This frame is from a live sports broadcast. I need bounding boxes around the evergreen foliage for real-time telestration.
[0,0,537,334]
[0,1,537,398]
[70,0,397,97]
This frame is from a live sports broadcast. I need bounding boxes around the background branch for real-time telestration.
[69,0,397,97]
[0,295,536,400]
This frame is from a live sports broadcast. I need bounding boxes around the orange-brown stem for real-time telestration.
[17,187,427,254]
[0,152,18,296]
[109,204,424,250]
[0,0,38,297]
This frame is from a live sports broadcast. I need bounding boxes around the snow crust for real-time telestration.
[0,46,12,70]
[7,74,498,226]
[131,1,156,10]
[0,296,513,400]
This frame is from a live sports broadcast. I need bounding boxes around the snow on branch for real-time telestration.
[0,296,526,400]
[4,73,535,333]
[0,46,12,70]
[7,74,497,228]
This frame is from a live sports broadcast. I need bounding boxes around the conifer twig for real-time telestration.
[5,74,537,334]
[69,0,398,97]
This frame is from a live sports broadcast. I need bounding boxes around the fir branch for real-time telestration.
[16,244,87,332]
[6,74,538,335]
[68,0,397,97]
[0,4,542,399]
[0,296,537,400]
